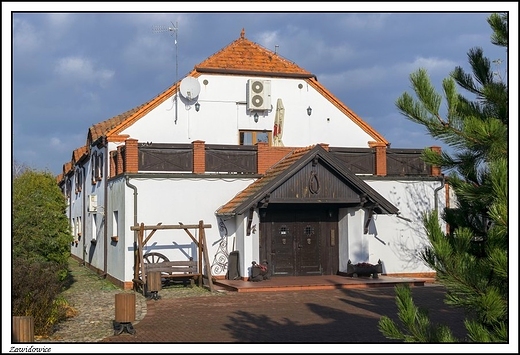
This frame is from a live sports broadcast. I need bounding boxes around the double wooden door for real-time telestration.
[259,205,339,277]
[270,221,321,276]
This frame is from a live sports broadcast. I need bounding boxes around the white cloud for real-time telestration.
[337,13,390,31]
[12,18,41,53]
[404,56,456,75]
[50,137,63,147]
[46,13,73,28]
[54,56,114,87]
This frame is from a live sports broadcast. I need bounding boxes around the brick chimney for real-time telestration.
[116,146,124,175]
[192,140,206,174]
[109,151,117,178]
[369,141,387,176]
[124,139,139,173]
[430,146,442,176]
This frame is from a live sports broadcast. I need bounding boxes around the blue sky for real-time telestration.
[5,3,517,178]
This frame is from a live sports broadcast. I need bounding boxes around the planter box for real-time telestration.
[346,259,382,278]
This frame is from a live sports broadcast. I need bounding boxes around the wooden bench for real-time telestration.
[144,258,200,287]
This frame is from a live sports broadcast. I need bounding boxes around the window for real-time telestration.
[77,217,82,239]
[112,211,119,240]
[66,178,72,198]
[239,130,271,146]
[91,152,97,184]
[91,152,104,184]
[75,169,83,193]
[97,153,103,180]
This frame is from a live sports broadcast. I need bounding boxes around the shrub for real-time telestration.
[12,258,69,336]
[12,168,72,280]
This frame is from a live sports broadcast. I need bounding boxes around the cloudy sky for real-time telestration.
[6,3,516,177]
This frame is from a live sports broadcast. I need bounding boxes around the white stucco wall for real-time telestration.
[108,176,256,284]
[69,180,84,262]
[120,75,376,148]
[229,209,261,279]
[105,177,128,283]
[362,179,447,274]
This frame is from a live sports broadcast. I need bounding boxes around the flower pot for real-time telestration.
[347,259,382,278]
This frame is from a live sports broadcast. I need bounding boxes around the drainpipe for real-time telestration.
[434,175,445,212]
[81,166,87,266]
[125,176,138,280]
[102,139,109,278]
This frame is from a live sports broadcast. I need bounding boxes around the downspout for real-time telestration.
[102,139,109,278]
[125,176,138,230]
[434,175,445,212]
[81,166,87,266]
[125,175,138,284]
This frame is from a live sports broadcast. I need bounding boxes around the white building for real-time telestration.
[57,29,450,290]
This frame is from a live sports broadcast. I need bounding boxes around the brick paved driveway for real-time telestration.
[101,284,467,344]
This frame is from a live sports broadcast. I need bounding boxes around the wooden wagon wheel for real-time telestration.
[139,252,171,286]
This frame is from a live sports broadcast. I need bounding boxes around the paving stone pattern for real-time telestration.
[35,258,469,344]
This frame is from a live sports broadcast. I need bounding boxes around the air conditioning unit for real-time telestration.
[247,79,271,111]
[88,195,97,212]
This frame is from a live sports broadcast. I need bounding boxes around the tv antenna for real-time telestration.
[153,21,179,124]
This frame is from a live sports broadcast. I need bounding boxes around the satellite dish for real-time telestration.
[180,76,201,101]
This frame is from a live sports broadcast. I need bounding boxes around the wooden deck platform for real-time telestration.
[213,274,434,293]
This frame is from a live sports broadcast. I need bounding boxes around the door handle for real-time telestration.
[298,244,302,248]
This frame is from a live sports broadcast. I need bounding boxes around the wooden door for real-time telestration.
[297,222,321,275]
[270,221,321,276]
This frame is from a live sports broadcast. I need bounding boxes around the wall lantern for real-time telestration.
[254,112,259,122]
[307,106,312,116]
[195,102,200,112]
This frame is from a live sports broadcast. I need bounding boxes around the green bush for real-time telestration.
[12,258,69,336]
[12,168,72,280]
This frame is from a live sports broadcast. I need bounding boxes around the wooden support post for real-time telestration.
[138,223,146,296]
[198,225,203,287]
[12,316,34,342]
[200,220,215,292]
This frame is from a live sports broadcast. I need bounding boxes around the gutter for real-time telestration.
[195,67,317,80]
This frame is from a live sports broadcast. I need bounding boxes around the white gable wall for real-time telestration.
[120,75,375,148]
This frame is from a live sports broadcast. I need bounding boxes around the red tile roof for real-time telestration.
[195,28,313,77]
[72,146,88,164]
